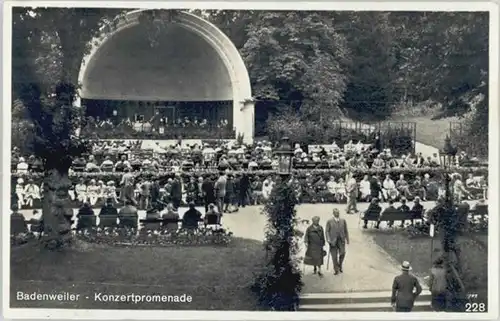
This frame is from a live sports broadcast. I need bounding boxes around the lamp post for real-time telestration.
[273,137,293,180]
[439,136,457,207]
[439,136,463,311]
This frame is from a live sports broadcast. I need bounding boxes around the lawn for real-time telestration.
[389,115,460,149]
[10,238,264,310]
[372,231,488,302]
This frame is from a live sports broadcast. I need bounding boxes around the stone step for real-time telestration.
[299,301,433,312]
[299,290,432,312]
[301,290,431,305]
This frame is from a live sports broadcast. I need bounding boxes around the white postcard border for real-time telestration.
[2,1,499,320]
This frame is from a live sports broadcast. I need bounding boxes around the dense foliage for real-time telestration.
[251,179,303,310]
[201,10,488,152]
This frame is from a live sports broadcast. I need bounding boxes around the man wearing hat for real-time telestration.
[391,261,422,312]
[325,208,349,275]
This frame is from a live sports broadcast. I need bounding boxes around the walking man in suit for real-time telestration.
[325,208,350,275]
[391,261,422,312]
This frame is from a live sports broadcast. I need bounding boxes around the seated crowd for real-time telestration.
[360,195,488,230]
[14,137,467,176]
[80,116,235,140]
[12,168,486,212]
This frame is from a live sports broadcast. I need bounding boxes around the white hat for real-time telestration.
[401,261,412,271]
[19,157,25,162]
[17,178,24,184]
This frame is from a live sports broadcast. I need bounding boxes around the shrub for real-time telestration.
[251,180,303,311]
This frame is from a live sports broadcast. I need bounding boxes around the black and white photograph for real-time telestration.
[3,1,499,319]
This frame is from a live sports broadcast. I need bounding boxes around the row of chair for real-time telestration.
[359,203,488,229]
[359,208,424,228]
[10,213,223,236]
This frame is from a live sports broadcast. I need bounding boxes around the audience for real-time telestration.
[182,201,202,230]
[162,203,180,233]
[119,199,138,229]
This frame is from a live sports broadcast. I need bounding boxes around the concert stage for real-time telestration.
[76,10,255,143]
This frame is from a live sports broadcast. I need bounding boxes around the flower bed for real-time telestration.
[402,215,488,239]
[10,233,35,246]
[467,215,488,233]
[74,227,233,247]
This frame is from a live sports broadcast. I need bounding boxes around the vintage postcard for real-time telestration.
[2,1,499,320]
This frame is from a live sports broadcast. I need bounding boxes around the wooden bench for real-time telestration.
[138,217,209,230]
[378,210,415,228]
[360,208,423,229]
[118,216,138,229]
[11,215,28,235]
[359,206,382,227]
[99,215,119,228]
[76,215,97,230]
[470,204,488,221]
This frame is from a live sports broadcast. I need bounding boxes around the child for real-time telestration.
[75,178,87,204]
[104,181,119,204]
[335,178,347,203]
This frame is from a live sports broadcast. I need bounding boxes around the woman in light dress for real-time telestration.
[335,178,346,202]
[87,179,100,206]
[262,176,275,201]
[359,175,371,201]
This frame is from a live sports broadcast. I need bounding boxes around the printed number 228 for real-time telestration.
[465,303,486,312]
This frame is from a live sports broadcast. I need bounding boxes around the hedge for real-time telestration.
[12,166,488,183]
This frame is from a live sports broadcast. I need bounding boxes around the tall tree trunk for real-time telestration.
[41,169,73,249]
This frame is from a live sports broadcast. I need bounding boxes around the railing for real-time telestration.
[80,123,236,140]
[449,122,487,157]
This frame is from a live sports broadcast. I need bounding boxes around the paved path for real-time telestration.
[415,141,440,158]
[293,204,402,293]
[18,202,421,294]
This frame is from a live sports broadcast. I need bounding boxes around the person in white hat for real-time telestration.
[15,178,25,209]
[391,261,422,312]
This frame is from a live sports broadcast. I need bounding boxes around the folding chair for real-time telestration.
[204,213,222,230]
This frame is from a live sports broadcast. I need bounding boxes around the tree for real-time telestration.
[12,7,121,249]
[240,11,350,123]
[196,10,256,50]
[333,12,398,120]
[390,12,488,113]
